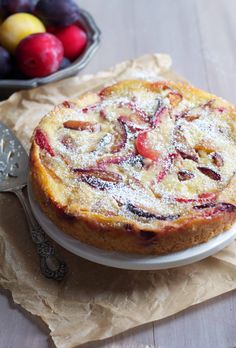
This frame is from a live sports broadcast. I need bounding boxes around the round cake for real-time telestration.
[30,80,236,254]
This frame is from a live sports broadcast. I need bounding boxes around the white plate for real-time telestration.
[28,184,236,270]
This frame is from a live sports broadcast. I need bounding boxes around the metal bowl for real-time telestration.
[0,9,101,100]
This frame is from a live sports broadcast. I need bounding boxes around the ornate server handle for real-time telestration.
[14,189,67,281]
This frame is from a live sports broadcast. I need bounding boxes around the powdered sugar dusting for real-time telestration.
[38,81,236,224]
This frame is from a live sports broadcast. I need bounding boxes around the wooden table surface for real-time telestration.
[1,0,236,347]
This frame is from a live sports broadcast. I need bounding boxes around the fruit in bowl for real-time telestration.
[0,46,11,78]
[54,24,87,61]
[0,0,36,16]
[0,12,45,52]
[59,57,71,70]
[35,0,80,27]
[0,2,100,99]
[16,33,64,77]
[0,0,93,81]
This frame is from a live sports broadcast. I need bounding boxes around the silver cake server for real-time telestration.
[0,122,66,280]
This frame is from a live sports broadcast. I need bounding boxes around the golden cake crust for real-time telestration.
[29,80,236,254]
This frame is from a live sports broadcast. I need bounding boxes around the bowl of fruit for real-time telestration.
[0,0,101,99]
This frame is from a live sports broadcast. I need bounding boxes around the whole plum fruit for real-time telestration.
[35,0,80,27]
[0,0,37,15]
[16,32,64,77]
[0,13,45,53]
[0,46,11,78]
[59,57,71,70]
[8,59,28,79]
[54,25,87,61]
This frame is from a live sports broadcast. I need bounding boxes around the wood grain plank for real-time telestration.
[80,323,155,348]
[1,1,236,348]
[132,0,208,89]
[80,0,137,75]
[154,291,236,348]
[0,289,49,348]
[195,0,236,103]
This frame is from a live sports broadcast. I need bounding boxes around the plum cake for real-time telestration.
[30,80,236,254]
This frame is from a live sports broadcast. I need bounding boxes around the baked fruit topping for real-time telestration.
[30,80,236,254]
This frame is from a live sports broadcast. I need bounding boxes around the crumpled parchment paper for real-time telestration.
[0,53,236,348]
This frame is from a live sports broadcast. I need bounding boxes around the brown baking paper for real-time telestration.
[0,53,236,348]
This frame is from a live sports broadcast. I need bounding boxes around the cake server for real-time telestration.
[0,122,66,280]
